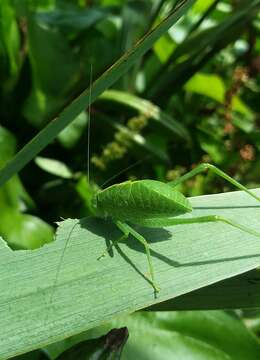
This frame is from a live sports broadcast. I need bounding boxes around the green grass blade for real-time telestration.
[0,0,194,188]
[0,188,260,358]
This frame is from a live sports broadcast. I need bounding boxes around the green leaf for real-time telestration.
[0,126,53,249]
[0,188,260,358]
[35,157,73,179]
[153,32,176,63]
[27,13,80,96]
[0,0,195,188]
[58,111,88,149]
[23,13,81,126]
[192,0,216,13]
[0,126,16,168]
[0,210,53,249]
[0,0,20,79]
[185,72,253,116]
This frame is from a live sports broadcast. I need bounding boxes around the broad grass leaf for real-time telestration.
[0,189,259,358]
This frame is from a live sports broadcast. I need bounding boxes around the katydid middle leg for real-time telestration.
[168,163,260,202]
[116,220,160,293]
[98,220,160,292]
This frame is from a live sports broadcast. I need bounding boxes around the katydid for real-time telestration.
[48,69,260,302]
[92,163,260,293]
[47,162,260,320]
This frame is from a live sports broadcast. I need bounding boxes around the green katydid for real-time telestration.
[48,71,260,302]
[45,161,260,324]
[92,164,260,293]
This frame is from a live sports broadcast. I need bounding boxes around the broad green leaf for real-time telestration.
[0,209,53,250]
[185,73,253,116]
[0,0,195,188]
[0,188,260,358]
[0,126,53,249]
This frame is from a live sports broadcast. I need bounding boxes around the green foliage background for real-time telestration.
[0,0,260,358]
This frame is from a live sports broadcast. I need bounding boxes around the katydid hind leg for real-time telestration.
[135,215,260,239]
[168,163,260,202]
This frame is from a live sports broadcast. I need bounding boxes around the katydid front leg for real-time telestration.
[98,232,129,260]
[168,163,260,202]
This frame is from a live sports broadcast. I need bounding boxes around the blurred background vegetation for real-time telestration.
[1,0,260,358]
[0,0,259,250]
